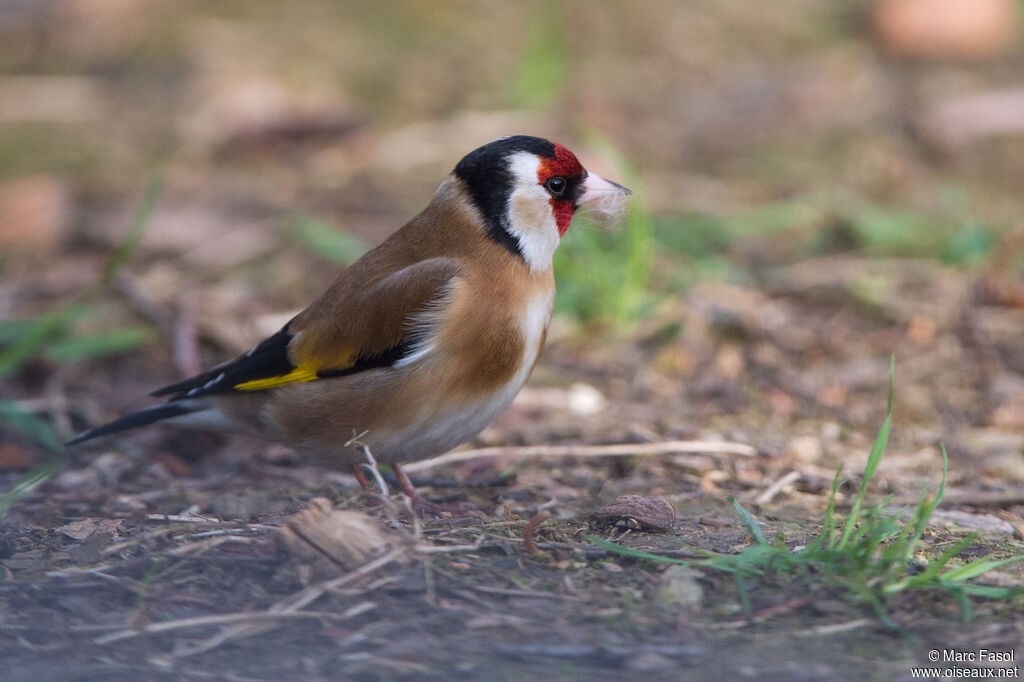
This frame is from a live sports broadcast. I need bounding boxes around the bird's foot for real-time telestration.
[405,494,477,518]
[350,462,475,517]
[391,463,476,518]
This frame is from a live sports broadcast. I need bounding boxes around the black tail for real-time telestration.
[66,402,205,446]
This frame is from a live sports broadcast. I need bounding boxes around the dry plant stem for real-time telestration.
[144,513,274,529]
[755,470,802,505]
[94,610,352,644]
[470,585,570,599]
[172,602,377,659]
[403,439,756,473]
[174,289,202,377]
[345,431,389,497]
[280,547,406,612]
[523,510,550,556]
[45,376,73,437]
[796,619,874,637]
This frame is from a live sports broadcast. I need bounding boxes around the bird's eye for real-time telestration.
[544,176,567,197]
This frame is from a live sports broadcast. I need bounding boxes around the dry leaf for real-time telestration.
[279,498,402,572]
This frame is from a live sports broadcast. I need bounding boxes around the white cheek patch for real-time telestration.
[505,152,560,271]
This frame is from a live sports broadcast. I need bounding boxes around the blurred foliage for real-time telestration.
[554,133,653,326]
[102,177,163,285]
[511,5,567,108]
[0,305,151,377]
[556,179,1002,327]
[288,212,370,265]
[0,453,63,525]
[0,402,62,454]
[0,181,160,461]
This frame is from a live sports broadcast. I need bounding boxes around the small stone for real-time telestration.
[56,518,124,541]
[567,383,606,415]
[625,651,676,672]
[0,176,70,256]
[784,435,822,464]
[656,564,705,610]
[56,518,98,541]
[873,0,1019,58]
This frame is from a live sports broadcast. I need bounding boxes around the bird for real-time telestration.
[67,135,632,513]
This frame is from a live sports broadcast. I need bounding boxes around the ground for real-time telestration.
[3,254,1023,680]
[2,2,1024,680]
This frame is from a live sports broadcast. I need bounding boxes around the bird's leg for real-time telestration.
[391,463,476,517]
[350,463,373,491]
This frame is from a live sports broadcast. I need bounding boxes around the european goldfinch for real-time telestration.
[68,135,632,511]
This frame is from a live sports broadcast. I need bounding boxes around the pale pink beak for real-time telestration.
[576,171,631,206]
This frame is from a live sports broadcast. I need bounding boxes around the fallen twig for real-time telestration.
[795,618,874,637]
[174,289,202,377]
[404,440,756,472]
[171,601,376,659]
[143,513,275,530]
[94,609,358,645]
[273,547,406,613]
[755,470,802,505]
[345,431,390,497]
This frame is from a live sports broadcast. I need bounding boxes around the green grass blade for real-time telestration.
[935,444,949,504]
[941,555,1024,582]
[734,573,751,611]
[951,587,972,621]
[586,535,689,565]
[0,305,89,377]
[288,212,369,265]
[955,584,1024,599]
[808,466,843,551]
[729,496,768,545]
[0,400,63,452]
[101,176,162,286]
[44,326,151,363]
[895,447,947,569]
[913,534,977,582]
[0,456,64,522]
[838,355,894,550]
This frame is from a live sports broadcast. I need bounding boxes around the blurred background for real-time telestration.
[3,0,1024,495]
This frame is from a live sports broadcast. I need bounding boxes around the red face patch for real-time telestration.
[537,143,584,238]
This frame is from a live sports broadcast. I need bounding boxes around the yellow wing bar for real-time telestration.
[233,367,319,391]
